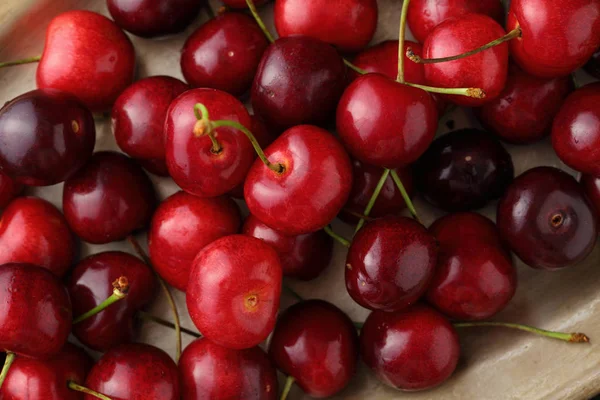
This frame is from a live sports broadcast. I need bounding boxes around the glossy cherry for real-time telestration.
[0,171,22,209]
[37,10,136,112]
[350,40,425,84]
[584,48,600,79]
[269,300,359,398]
[63,151,157,244]
[360,304,460,391]
[244,125,352,235]
[222,0,269,7]
[186,235,282,349]
[0,89,95,186]
[429,211,504,249]
[497,167,597,270]
[180,337,278,400]
[581,174,600,229]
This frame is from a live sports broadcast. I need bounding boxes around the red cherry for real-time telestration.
[268,300,359,398]
[0,171,22,209]
[430,211,504,249]
[242,214,333,281]
[244,125,352,235]
[274,0,378,53]
[148,191,241,292]
[37,10,136,112]
[360,304,460,391]
[181,12,269,96]
[186,235,282,349]
[180,337,278,400]
[581,174,600,230]
[63,151,157,244]
[222,0,269,8]
[350,40,425,84]
[584,48,600,79]
[551,83,600,175]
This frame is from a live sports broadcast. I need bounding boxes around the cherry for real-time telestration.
[429,211,504,249]
[269,300,359,398]
[244,124,352,235]
[350,40,425,84]
[179,337,278,399]
[242,214,333,281]
[360,304,460,391]
[37,10,136,112]
[222,0,269,8]
[414,129,514,212]
[181,12,269,96]
[0,197,75,277]
[581,174,600,229]
[551,83,600,175]
[0,89,95,186]
[186,235,282,349]
[584,48,600,79]
[346,217,437,312]
[112,76,188,176]
[0,171,22,209]
[63,151,157,244]
[68,251,156,352]
[148,191,241,292]
[107,0,204,38]
[274,0,378,52]
[84,343,180,400]
[477,64,573,144]
[497,166,597,270]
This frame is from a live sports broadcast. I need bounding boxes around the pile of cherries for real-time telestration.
[0,0,598,398]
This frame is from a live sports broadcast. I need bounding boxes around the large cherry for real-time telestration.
[584,48,600,79]
[186,235,282,349]
[244,125,352,235]
[0,89,95,186]
[37,10,136,112]
[148,191,241,292]
[429,211,504,249]
[0,171,22,209]
[269,300,359,398]
[581,174,600,230]
[179,337,278,400]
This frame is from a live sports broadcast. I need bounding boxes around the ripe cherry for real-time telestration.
[0,171,22,209]
[429,211,505,249]
[350,40,425,84]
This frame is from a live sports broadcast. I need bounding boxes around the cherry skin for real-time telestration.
[0,89,95,186]
[429,211,505,249]
[37,10,136,112]
[221,0,269,7]
[0,263,72,359]
[346,217,438,312]
[415,129,514,212]
[584,48,600,79]
[0,197,75,278]
[68,251,157,352]
[268,300,359,398]
[244,125,352,236]
[165,88,254,197]
[181,12,269,96]
[508,0,600,78]
[63,151,157,244]
[112,76,188,176]
[179,337,279,400]
[84,343,180,400]
[186,235,282,350]
[274,0,378,53]
[581,174,600,229]
[551,83,600,175]
[497,166,597,270]
[360,304,460,391]
[350,40,425,84]
[242,214,333,281]
[337,73,438,169]
[107,0,204,38]
[148,191,242,292]
[477,64,573,144]
[0,171,22,209]
[251,36,346,132]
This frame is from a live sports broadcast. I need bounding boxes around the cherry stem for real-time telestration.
[245,0,275,43]
[454,322,590,343]
[344,59,367,75]
[0,352,15,390]
[193,104,222,154]
[72,277,129,324]
[68,381,113,400]
[137,310,201,338]
[324,225,351,248]
[396,0,411,83]
[0,55,41,69]
[355,169,390,233]
[204,1,216,18]
[390,169,421,223]
[354,321,364,330]
[571,73,580,89]
[407,27,522,65]
[280,376,296,400]
[344,208,375,222]
[282,285,303,302]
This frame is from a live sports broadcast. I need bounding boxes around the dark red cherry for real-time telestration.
[552,83,600,175]
[497,166,597,270]
[180,337,278,400]
[581,174,600,230]
[477,64,573,144]
[221,0,269,7]
[269,300,359,398]
[414,129,514,212]
[136,157,170,177]
[63,151,157,244]
[429,211,504,249]
[346,217,437,312]
[68,251,156,352]
[181,12,269,96]
[360,304,460,391]
[242,214,333,281]
[251,36,346,132]
[0,171,22,209]
[0,89,95,186]
[350,40,425,84]
[584,48,600,79]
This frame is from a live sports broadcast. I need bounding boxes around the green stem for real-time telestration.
[68,381,113,400]
[390,169,421,223]
[353,321,364,330]
[324,226,351,248]
[454,322,590,343]
[355,169,390,233]
[245,0,275,43]
[280,376,296,400]
[0,352,15,390]
[204,2,216,18]
[138,310,201,339]
[0,55,41,69]
[73,278,129,324]
[193,104,222,153]
[396,0,411,83]
[282,285,303,302]
[344,59,367,75]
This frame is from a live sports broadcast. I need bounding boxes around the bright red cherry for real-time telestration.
[222,0,269,7]
[37,10,136,112]
[350,40,425,84]
[187,235,282,350]
[269,300,359,398]
[0,171,22,209]
[585,48,600,79]
[581,174,600,229]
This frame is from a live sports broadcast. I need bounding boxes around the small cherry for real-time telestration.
[63,151,157,244]
[222,0,269,8]
[584,48,600,79]
[179,337,278,399]
[0,171,22,209]
[581,174,600,229]
[350,40,425,84]
[187,235,282,349]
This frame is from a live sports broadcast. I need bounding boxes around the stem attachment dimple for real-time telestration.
[280,376,296,400]
[454,322,590,343]
[193,104,222,154]
[245,0,275,43]
[0,352,15,390]
[72,277,129,325]
[68,381,113,400]
[0,55,41,69]
[396,0,411,83]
